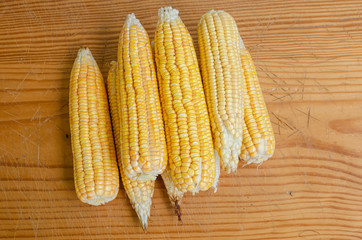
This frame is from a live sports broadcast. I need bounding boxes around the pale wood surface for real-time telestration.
[1,0,362,239]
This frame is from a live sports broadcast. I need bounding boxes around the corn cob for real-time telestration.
[106,61,153,230]
[239,38,275,164]
[69,48,119,206]
[155,7,217,193]
[117,14,167,181]
[197,10,244,173]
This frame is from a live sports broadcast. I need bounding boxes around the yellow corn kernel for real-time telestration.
[155,7,217,193]
[106,61,154,230]
[117,14,167,181]
[69,48,119,206]
[198,10,244,173]
[239,38,275,164]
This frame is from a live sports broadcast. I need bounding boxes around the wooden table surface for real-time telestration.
[1,0,362,239]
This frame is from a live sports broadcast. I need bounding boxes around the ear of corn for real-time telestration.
[69,48,119,206]
[106,61,154,230]
[197,10,244,173]
[117,14,167,181]
[155,7,217,193]
[239,38,275,164]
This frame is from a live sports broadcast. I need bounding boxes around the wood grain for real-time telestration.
[1,0,362,239]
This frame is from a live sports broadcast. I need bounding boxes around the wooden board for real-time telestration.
[1,0,362,239]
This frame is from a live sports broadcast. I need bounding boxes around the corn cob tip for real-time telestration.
[221,131,242,174]
[242,138,273,165]
[239,35,245,49]
[158,6,179,22]
[77,47,90,56]
[212,149,221,192]
[161,170,184,216]
[108,60,117,73]
[198,10,225,27]
[84,194,118,206]
[76,47,97,65]
[105,61,117,88]
[203,9,226,15]
[136,207,150,231]
[125,13,141,27]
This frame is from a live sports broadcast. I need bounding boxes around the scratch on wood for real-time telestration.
[287,129,300,139]
[271,72,287,85]
[295,108,320,122]
[31,105,41,121]
[299,230,321,238]
[270,93,292,102]
[264,71,285,89]
[326,126,329,139]
[296,71,306,100]
[16,71,30,91]
[2,111,25,126]
[270,119,287,134]
[307,107,311,128]
[271,112,296,131]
